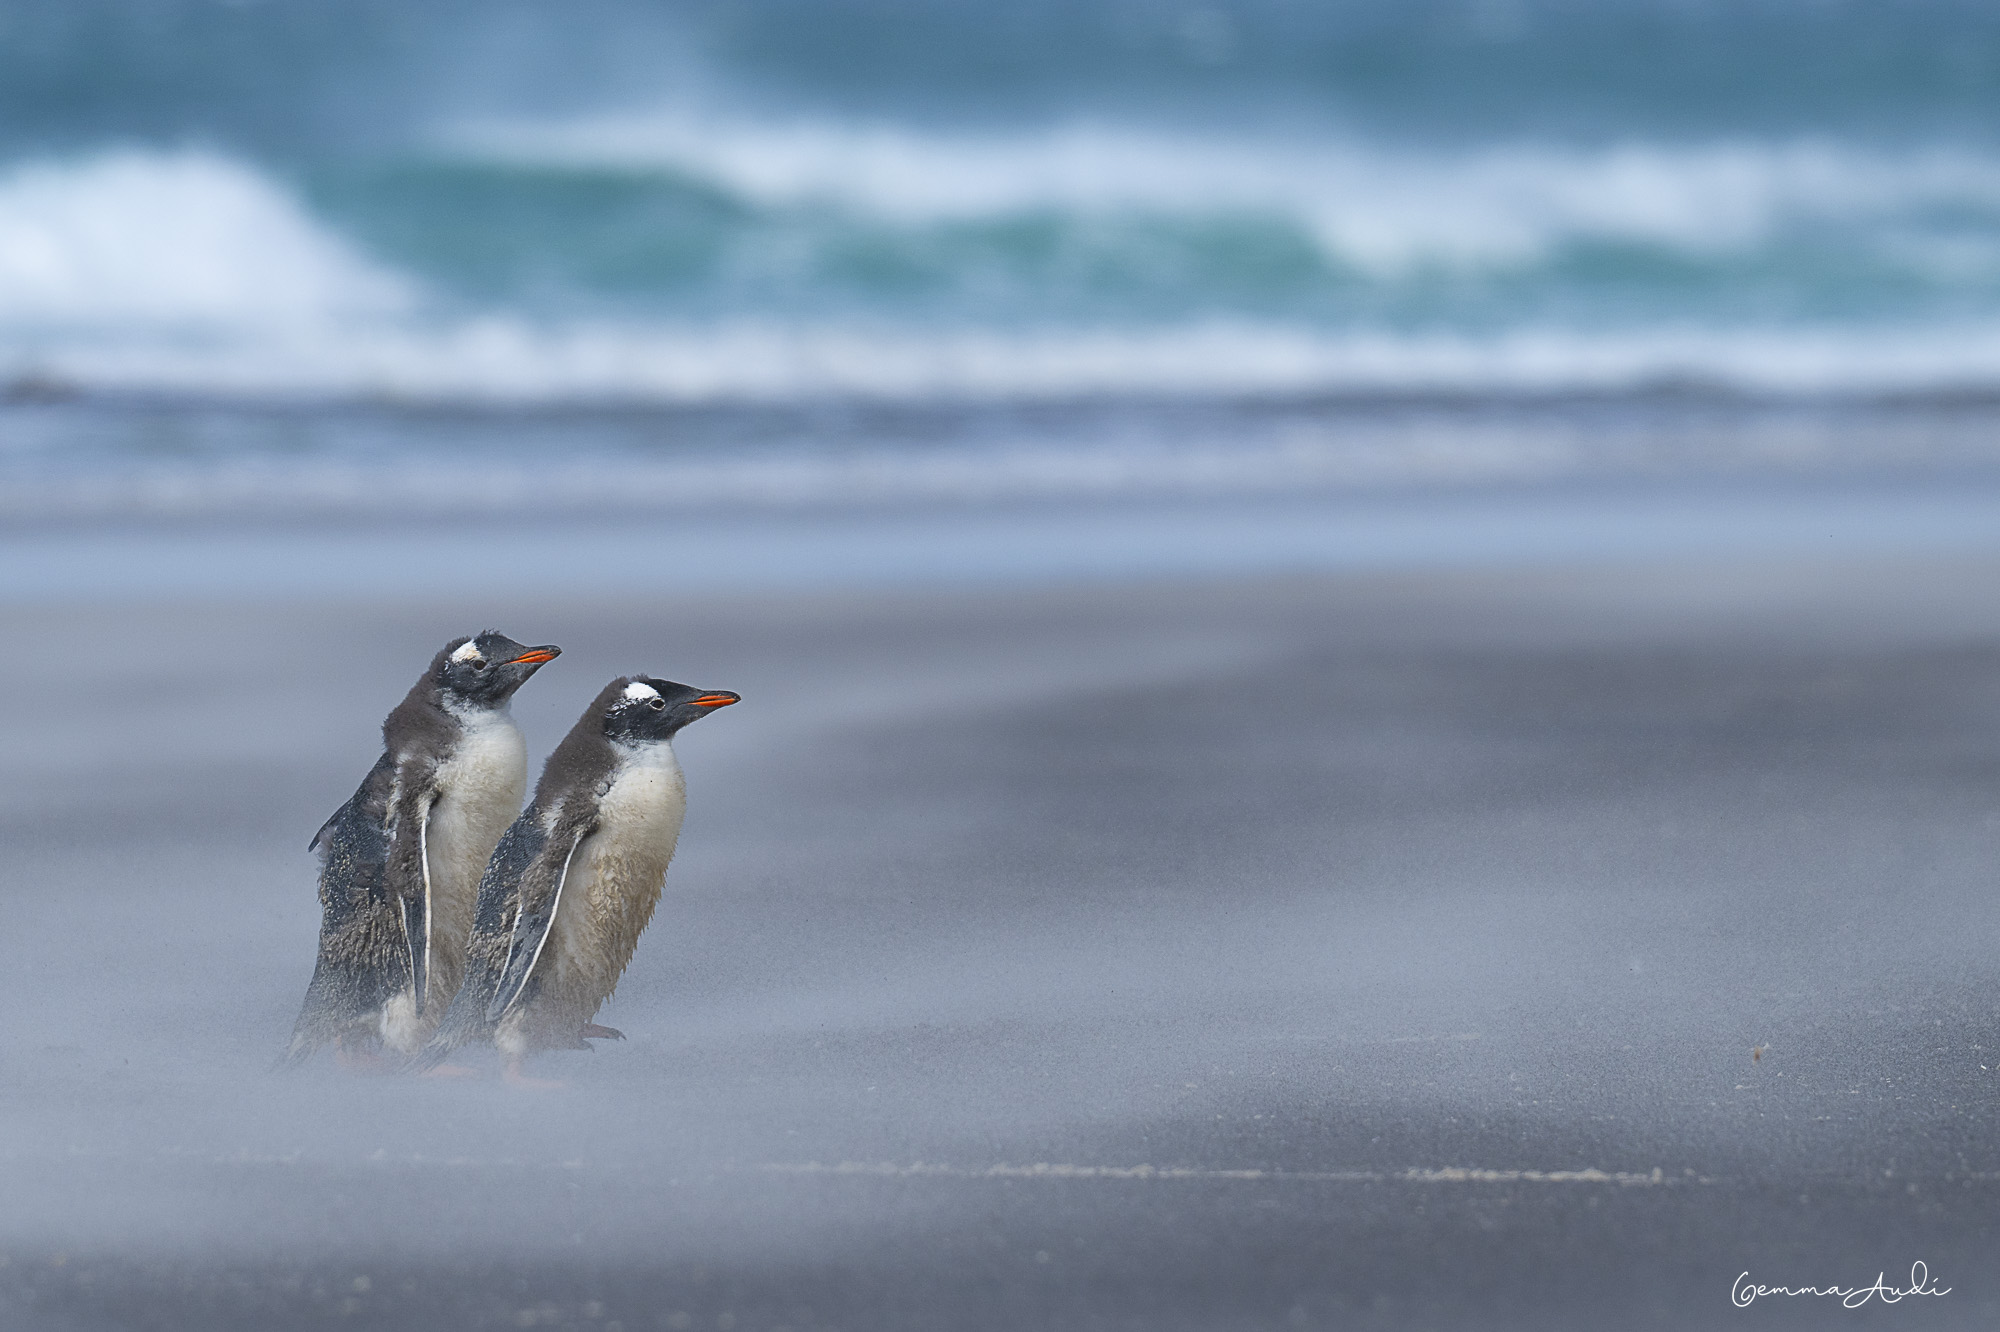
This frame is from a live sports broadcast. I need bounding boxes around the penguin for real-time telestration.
[282,631,562,1067]
[413,675,738,1083]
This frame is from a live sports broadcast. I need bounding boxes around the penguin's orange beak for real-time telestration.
[690,692,739,709]
[510,647,561,666]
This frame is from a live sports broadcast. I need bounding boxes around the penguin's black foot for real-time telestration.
[578,1023,625,1041]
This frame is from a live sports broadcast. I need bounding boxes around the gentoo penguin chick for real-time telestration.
[414,676,738,1084]
[282,631,561,1067]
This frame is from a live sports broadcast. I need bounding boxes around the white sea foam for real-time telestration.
[447,113,2000,271]
[16,314,2000,404]
[0,150,410,330]
[6,146,2000,406]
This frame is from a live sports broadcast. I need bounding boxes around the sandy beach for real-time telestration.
[3,552,1999,1329]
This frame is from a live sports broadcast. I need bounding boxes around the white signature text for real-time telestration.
[1733,1263,1950,1309]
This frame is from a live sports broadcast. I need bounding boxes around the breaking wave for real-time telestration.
[0,151,409,331]
[450,114,2000,274]
[10,136,2000,405]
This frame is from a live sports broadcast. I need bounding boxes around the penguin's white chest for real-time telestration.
[545,743,687,1013]
[591,746,688,860]
[427,711,528,926]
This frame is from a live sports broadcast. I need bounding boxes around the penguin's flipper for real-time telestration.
[408,815,544,1070]
[383,763,438,1014]
[400,872,428,1016]
[488,824,593,1023]
[398,801,435,1015]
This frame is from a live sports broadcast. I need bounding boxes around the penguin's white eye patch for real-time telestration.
[622,681,661,703]
[451,641,483,663]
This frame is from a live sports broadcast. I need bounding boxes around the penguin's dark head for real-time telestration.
[436,631,562,708]
[602,676,739,744]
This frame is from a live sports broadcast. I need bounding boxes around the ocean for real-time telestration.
[6,0,2000,558]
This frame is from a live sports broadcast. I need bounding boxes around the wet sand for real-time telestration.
[3,557,2000,1329]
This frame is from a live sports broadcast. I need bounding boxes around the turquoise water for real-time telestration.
[9,0,2000,531]
[8,1,2000,405]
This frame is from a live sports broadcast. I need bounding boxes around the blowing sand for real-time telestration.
[2,557,1998,1329]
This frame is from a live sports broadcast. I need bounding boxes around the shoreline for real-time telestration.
[12,391,2000,530]
[9,471,2000,604]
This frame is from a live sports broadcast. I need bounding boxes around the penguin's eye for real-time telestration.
[472,659,488,670]
[649,698,666,711]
